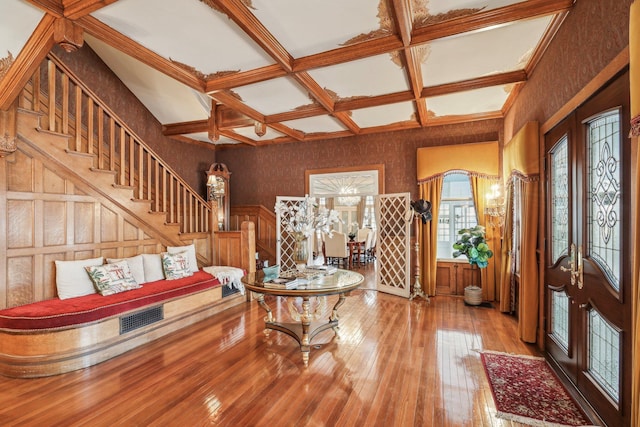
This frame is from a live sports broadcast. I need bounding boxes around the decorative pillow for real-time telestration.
[167,244,199,273]
[141,254,165,282]
[85,261,141,296]
[161,251,193,280]
[55,257,104,300]
[107,254,146,284]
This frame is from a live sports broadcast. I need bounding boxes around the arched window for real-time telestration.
[436,172,478,259]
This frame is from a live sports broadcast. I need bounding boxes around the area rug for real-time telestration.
[480,351,593,427]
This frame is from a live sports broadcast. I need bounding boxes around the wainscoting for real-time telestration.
[435,260,481,296]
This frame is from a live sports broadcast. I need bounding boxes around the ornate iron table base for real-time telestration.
[255,293,349,366]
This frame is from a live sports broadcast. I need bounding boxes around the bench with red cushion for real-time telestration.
[0,271,221,330]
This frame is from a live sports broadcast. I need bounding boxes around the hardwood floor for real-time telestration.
[0,265,541,426]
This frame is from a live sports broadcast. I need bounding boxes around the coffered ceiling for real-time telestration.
[2,0,574,147]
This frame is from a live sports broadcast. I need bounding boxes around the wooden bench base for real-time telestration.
[0,287,245,378]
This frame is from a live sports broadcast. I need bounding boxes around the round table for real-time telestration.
[242,269,364,366]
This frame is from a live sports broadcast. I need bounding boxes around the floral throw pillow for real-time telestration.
[161,251,193,280]
[85,261,141,296]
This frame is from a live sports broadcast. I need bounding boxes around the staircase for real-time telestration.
[18,53,211,240]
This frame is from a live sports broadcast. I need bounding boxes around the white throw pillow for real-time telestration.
[107,255,146,284]
[141,254,165,282]
[167,244,199,273]
[55,257,104,300]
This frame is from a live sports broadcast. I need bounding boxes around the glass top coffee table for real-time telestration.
[242,269,364,366]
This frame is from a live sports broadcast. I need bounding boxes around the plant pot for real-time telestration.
[464,286,482,306]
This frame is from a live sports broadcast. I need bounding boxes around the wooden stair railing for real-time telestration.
[18,53,210,235]
[230,205,277,266]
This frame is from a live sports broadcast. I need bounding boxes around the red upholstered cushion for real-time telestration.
[0,271,222,330]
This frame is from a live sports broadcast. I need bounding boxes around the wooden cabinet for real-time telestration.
[435,260,481,296]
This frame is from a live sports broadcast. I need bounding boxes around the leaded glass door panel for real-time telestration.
[544,72,631,427]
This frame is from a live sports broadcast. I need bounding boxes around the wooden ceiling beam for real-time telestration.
[334,91,415,113]
[268,123,304,141]
[78,16,206,92]
[213,0,293,72]
[294,35,403,72]
[0,14,56,110]
[423,111,504,127]
[421,70,527,98]
[203,1,572,93]
[391,0,413,47]
[525,11,570,75]
[401,48,428,125]
[23,0,64,17]
[162,120,208,136]
[298,130,356,142]
[205,65,287,92]
[291,72,335,112]
[209,90,266,124]
[266,105,327,124]
[333,111,360,135]
[218,107,254,129]
[358,120,421,135]
[414,99,431,126]
[24,0,119,19]
[219,130,257,147]
[412,0,575,44]
[62,0,119,19]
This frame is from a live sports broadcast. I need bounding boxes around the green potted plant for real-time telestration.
[452,225,493,305]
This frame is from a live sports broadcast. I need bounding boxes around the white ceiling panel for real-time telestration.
[427,86,510,116]
[427,0,525,15]
[421,15,553,87]
[283,116,348,134]
[351,102,416,129]
[0,0,43,59]
[231,76,312,115]
[309,54,409,99]
[86,35,209,124]
[92,0,274,74]
[250,0,383,58]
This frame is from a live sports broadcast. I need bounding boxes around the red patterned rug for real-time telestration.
[481,351,593,427]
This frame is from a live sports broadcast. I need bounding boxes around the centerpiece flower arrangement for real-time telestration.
[274,196,341,270]
[348,222,358,241]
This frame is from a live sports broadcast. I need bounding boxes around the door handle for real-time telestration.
[576,244,583,289]
[560,243,583,288]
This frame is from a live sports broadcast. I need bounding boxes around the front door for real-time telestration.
[544,71,631,426]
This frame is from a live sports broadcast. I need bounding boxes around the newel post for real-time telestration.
[0,100,18,157]
[241,221,256,274]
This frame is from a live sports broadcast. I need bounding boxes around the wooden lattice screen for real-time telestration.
[375,193,411,298]
[275,196,307,271]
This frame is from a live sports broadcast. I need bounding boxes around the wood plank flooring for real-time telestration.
[0,266,541,426]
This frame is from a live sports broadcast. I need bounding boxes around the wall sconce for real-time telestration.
[485,183,506,229]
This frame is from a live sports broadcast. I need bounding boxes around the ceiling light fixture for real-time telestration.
[337,187,360,206]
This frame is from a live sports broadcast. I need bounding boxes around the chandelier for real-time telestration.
[337,186,361,206]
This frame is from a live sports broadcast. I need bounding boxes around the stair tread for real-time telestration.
[91,168,118,175]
